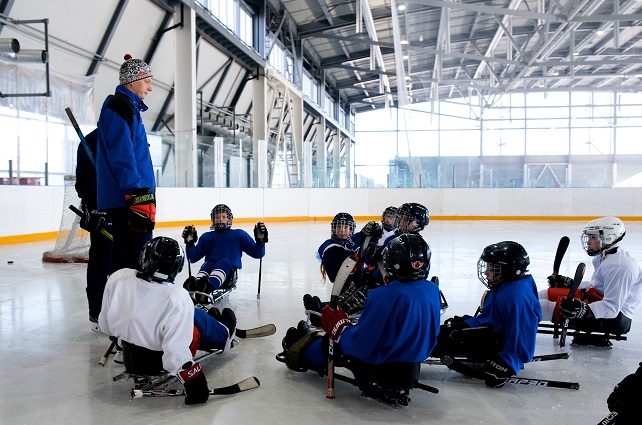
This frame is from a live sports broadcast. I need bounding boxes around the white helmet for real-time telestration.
[581,216,626,257]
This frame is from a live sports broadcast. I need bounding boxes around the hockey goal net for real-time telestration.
[42,175,90,263]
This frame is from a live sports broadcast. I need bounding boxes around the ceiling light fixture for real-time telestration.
[398,4,406,11]
[400,37,409,45]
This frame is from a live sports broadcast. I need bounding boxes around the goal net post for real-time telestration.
[42,175,90,263]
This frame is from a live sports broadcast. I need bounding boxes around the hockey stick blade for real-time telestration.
[560,262,586,347]
[553,236,571,274]
[236,324,276,338]
[131,376,260,398]
[596,412,618,425]
[505,376,579,390]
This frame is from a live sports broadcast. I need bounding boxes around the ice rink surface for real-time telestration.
[1,220,641,424]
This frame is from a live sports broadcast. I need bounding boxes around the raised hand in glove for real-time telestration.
[321,305,352,341]
[559,298,589,319]
[361,220,382,239]
[547,273,574,288]
[254,222,268,244]
[178,361,209,405]
[182,225,198,246]
[124,188,156,232]
[607,363,642,420]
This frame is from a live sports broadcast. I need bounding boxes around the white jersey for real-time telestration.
[98,268,194,374]
[377,228,395,246]
[580,249,642,320]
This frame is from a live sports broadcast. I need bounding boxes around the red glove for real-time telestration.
[321,305,351,341]
[124,188,156,232]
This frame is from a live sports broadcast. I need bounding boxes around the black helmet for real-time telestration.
[211,204,233,231]
[477,241,529,289]
[397,203,429,233]
[331,212,356,242]
[383,233,431,282]
[138,237,185,283]
[381,206,399,232]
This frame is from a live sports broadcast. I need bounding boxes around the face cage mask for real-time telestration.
[477,259,502,289]
[331,220,355,241]
[381,212,398,232]
[581,230,623,257]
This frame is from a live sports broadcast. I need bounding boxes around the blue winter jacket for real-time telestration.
[96,85,155,210]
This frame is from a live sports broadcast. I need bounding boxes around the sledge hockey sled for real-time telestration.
[189,268,238,308]
[112,340,226,396]
[537,322,627,347]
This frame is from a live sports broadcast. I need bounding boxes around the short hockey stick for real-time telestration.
[69,205,113,240]
[560,262,586,347]
[131,376,260,398]
[424,352,569,366]
[504,376,579,390]
[327,234,373,399]
[99,337,118,367]
[236,324,276,338]
[596,412,618,425]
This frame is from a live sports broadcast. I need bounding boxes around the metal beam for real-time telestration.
[86,0,128,76]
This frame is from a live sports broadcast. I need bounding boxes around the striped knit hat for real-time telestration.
[119,54,153,85]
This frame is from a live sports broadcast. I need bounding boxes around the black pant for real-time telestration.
[106,208,152,272]
[86,227,113,319]
[571,311,632,335]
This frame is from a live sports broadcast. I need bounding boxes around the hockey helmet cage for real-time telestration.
[397,203,429,233]
[381,206,399,232]
[138,237,185,283]
[581,216,626,257]
[477,241,529,289]
[383,233,431,282]
[331,212,356,242]
[211,204,233,231]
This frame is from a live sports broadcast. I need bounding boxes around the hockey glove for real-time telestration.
[607,363,642,420]
[182,225,198,246]
[321,305,351,341]
[559,298,589,319]
[124,188,156,232]
[360,220,382,239]
[178,361,209,405]
[547,273,574,288]
[79,204,111,233]
[253,222,268,244]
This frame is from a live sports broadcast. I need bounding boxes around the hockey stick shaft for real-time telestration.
[560,262,586,347]
[99,337,118,367]
[257,256,262,300]
[132,376,260,398]
[553,236,571,274]
[424,352,569,366]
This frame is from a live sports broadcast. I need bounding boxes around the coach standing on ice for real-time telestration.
[96,54,156,272]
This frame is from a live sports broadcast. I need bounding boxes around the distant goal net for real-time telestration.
[42,175,90,263]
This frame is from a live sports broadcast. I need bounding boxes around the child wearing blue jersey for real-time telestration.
[430,241,542,387]
[279,234,441,391]
[181,204,267,298]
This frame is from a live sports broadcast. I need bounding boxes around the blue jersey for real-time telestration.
[465,275,542,373]
[339,278,441,364]
[317,236,359,282]
[187,228,264,269]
